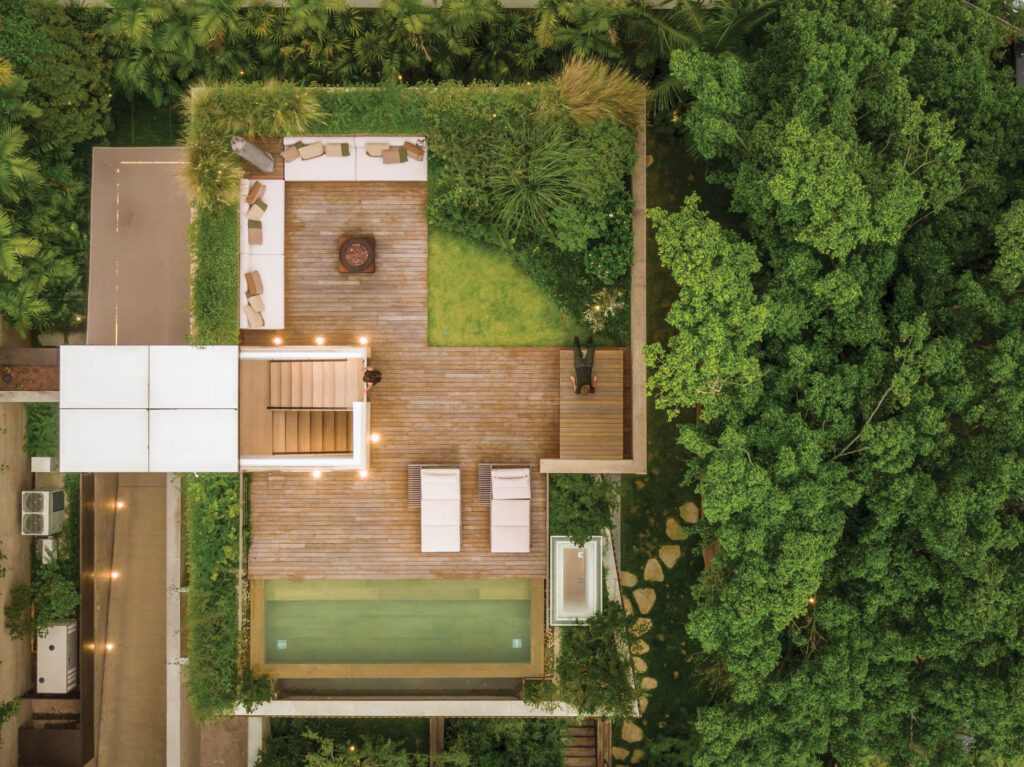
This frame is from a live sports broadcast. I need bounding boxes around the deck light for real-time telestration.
[370,433,380,443]
[808,596,816,605]
[359,469,368,479]
[358,336,368,346]
[314,336,325,345]
[312,469,322,479]
[115,500,125,510]
[272,336,283,345]
[111,571,121,580]
[105,642,115,651]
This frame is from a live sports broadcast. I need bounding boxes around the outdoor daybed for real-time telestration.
[420,466,461,552]
[490,467,531,553]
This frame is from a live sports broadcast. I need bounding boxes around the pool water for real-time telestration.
[263,578,533,665]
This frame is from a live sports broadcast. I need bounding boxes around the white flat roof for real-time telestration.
[60,409,149,472]
[149,409,238,472]
[149,345,238,409]
[59,346,149,409]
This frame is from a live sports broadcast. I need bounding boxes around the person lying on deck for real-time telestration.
[570,336,597,395]
[364,366,382,391]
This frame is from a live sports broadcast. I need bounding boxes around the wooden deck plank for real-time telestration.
[245,181,560,580]
[559,349,625,460]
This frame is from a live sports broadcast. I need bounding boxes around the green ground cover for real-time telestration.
[427,229,588,347]
[256,718,430,767]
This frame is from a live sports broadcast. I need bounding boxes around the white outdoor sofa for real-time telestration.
[490,467,531,553]
[420,466,461,552]
[238,179,285,329]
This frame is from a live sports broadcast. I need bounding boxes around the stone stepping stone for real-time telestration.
[622,595,634,616]
[638,697,649,716]
[641,676,658,691]
[666,518,687,541]
[680,501,700,524]
[613,747,630,761]
[631,750,645,764]
[659,544,681,568]
[634,618,652,635]
[633,656,647,673]
[632,639,650,655]
[644,557,664,582]
[620,570,639,588]
[621,721,644,743]
[633,588,656,615]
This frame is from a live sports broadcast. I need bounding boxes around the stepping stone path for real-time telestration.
[638,697,649,716]
[634,618,652,635]
[641,676,658,690]
[633,656,648,673]
[631,750,645,764]
[622,595,634,616]
[620,570,639,588]
[613,747,630,761]
[643,557,664,582]
[666,517,687,540]
[681,501,700,524]
[659,544,681,568]
[633,588,656,615]
[621,721,644,743]
[632,639,649,655]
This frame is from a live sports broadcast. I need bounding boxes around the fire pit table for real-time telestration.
[338,235,376,274]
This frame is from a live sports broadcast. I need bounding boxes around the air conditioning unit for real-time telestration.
[21,490,66,536]
[36,619,78,695]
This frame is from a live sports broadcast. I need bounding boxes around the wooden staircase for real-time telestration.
[566,718,612,767]
[271,410,351,454]
[269,359,362,409]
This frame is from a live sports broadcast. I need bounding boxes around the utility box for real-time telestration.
[31,456,58,473]
[36,620,78,695]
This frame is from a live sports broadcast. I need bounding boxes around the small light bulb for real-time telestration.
[358,336,368,346]
[272,337,283,345]
[358,469,368,479]
[115,500,125,510]
[314,336,325,345]
[111,571,121,580]
[312,469,322,479]
[105,642,115,651]
[808,596,816,605]
[349,745,356,752]
[370,433,380,443]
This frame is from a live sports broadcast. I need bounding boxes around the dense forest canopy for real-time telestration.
[648,0,1024,763]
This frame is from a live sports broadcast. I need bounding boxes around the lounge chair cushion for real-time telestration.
[492,467,531,499]
[491,498,530,553]
[421,468,460,500]
[422,523,460,553]
[421,498,460,525]
[491,498,529,526]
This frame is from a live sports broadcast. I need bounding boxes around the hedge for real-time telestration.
[184,70,638,345]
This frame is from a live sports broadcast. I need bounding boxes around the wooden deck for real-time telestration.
[558,349,626,460]
[244,181,560,580]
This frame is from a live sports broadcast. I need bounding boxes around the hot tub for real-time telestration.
[549,535,603,626]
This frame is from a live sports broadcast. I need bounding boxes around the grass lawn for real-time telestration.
[427,229,591,347]
[612,129,738,763]
[108,97,181,147]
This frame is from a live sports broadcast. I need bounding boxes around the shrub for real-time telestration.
[303,735,469,767]
[0,697,19,747]
[23,402,57,456]
[188,203,239,345]
[550,56,647,129]
[4,564,79,639]
[183,473,272,721]
[548,473,615,546]
[554,603,639,718]
[445,718,568,767]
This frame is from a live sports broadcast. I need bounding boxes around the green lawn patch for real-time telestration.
[428,229,588,347]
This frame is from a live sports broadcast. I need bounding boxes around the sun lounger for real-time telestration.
[420,466,461,552]
[490,467,531,553]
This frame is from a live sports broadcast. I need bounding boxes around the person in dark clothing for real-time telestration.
[570,336,597,394]
[363,366,382,391]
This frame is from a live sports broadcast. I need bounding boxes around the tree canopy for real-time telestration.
[649,0,1024,763]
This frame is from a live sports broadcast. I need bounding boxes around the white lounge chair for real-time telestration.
[490,467,531,553]
[420,467,461,552]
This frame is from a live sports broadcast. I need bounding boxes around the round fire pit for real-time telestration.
[338,235,376,273]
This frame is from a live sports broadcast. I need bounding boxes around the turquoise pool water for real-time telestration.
[263,578,533,665]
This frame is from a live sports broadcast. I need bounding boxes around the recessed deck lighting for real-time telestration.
[358,469,368,479]
[115,500,125,510]
[105,642,115,651]
[314,336,325,345]
[312,469,322,479]
[272,337,283,345]
[111,571,121,580]
[358,336,368,346]
[370,433,380,443]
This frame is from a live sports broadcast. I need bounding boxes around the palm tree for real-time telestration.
[0,208,34,281]
[0,126,40,204]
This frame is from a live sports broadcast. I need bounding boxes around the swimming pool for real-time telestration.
[256,578,539,672]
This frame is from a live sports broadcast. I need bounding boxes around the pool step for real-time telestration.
[272,410,351,454]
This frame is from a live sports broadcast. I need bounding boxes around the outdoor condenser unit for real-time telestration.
[21,489,66,536]
[36,619,78,695]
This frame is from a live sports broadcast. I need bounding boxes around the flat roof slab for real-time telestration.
[59,346,149,409]
[60,409,149,472]
[149,346,238,410]
[149,409,238,472]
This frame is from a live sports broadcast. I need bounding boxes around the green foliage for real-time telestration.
[53,473,80,586]
[303,735,468,767]
[0,697,20,747]
[548,473,615,546]
[257,718,431,767]
[4,564,79,639]
[554,603,640,718]
[23,402,58,456]
[0,0,111,144]
[550,56,646,129]
[445,717,569,767]
[654,0,1024,763]
[183,473,272,721]
[188,203,239,345]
